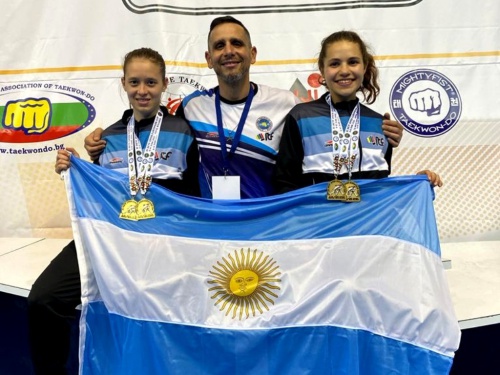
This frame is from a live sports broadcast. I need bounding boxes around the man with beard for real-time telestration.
[175,16,301,199]
[85,16,404,199]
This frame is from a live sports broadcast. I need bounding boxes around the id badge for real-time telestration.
[212,176,241,200]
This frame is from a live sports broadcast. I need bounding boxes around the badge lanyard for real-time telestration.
[215,85,254,175]
[119,110,162,220]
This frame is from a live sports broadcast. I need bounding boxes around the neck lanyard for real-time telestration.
[126,110,163,196]
[326,94,360,180]
[215,85,254,175]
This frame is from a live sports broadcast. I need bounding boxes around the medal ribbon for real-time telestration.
[215,85,254,175]
[326,94,360,180]
[126,110,163,196]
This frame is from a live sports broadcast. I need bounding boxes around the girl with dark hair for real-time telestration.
[274,30,442,196]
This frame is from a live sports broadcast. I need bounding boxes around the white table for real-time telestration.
[0,237,43,256]
[0,238,72,297]
[441,241,500,329]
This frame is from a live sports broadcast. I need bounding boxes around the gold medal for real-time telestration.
[119,199,138,221]
[327,179,346,201]
[344,180,361,202]
[137,198,155,220]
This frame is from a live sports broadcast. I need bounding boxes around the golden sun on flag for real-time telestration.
[207,248,282,320]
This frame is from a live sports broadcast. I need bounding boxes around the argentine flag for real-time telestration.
[65,156,460,374]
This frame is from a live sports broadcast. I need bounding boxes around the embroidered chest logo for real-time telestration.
[255,116,274,142]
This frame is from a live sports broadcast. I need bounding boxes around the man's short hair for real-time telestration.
[208,16,252,44]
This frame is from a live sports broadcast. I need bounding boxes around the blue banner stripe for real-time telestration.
[83,301,453,375]
[69,156,439,254]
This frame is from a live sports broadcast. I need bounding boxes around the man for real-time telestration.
[85,16,404,198]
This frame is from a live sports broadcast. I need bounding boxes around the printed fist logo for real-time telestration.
[4,98,52,134]
[390,69,462,137]
[409,88,441,116]
[0,82,96,144]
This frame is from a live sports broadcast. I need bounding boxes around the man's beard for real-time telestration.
[216,65,249,86]
[221,72,243,85]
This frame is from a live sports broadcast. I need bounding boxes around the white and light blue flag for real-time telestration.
[65,156,460,375]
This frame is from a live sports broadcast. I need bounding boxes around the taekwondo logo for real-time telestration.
[164,75,207,115]
[0,82,96,144]
[255,116,273,132]
[207,248,281,320]
[366,135,385,146]
[255,116,274,141]
[389,69,462,137]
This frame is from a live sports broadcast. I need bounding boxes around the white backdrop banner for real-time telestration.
[0,0,499,241]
